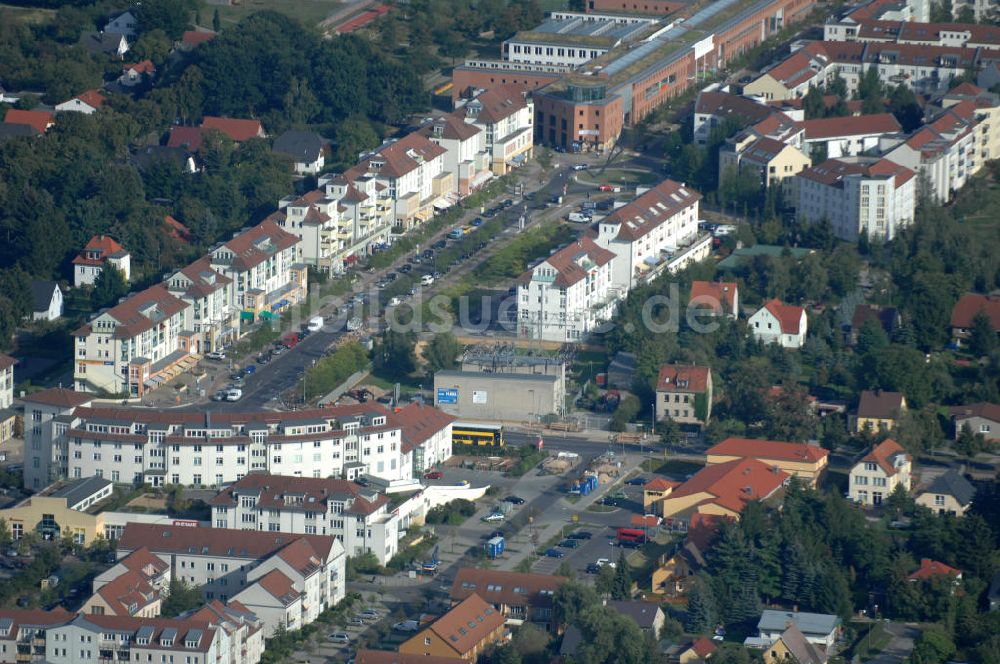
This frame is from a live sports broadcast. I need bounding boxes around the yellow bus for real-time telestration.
[452,422,505,448]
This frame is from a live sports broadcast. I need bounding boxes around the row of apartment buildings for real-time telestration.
[71,218,307,398]
[515,178,711,341]
[452,0,817,151]
[20,386,454,493]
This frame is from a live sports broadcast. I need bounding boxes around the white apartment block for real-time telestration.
[502,14,656,68]
[594,179,701,293]
[210,474,401,564]
[208,218,307,322]
[396,402,455,475]
[419,114,493,197]
[23,398,453,490]
[848,438,912,507]
[319,174,395,271]
[0,354,13,410]
[45,615,227,664]
[799,113,901,159]
[164,257,237,354]
[459,85,534,175]
[343,132,450,229]
[118,523,346,630]
[517,237,616,343]
[796,157,916,242]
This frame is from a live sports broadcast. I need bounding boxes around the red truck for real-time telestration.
[280,334,299,349]
[616,528,646,547]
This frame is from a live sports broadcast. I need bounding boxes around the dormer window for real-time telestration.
[373,416,386,426]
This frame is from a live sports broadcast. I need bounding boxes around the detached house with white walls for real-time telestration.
[458,84,534,175]
[593,179,704,293]
[848,438,912,507]
[517,237,617,343]
[749,299,807,348]
[73,235,131,288]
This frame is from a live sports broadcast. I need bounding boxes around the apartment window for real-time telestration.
[865,462,877,472]
[934,495,945,506]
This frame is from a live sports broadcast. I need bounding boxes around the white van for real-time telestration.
[421,274,435,286]
[307,316,324,332]
[225,388,243,402]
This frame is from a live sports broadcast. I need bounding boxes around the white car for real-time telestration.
[307,316,324,332]
[596,558,616,568]
[482,512,504,523]
[225,388,243,402]
[421,274,435,286]
[393,620,420,632]
[572,164,589,171]
[328,632,350,644]
[205,351,226,361]
[388,296,401,307]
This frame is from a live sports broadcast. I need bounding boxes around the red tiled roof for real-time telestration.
[760,299,805,335]
[4,109,54,133]
[644,477,679,492]
[861,438,909,476]
[421,113,481,142]
[423,593,505,656]
[857,390,905,420]
[201,116,264,142]
[167,126,204,151]
[519,236,615,289]
[690,637,717,658]
[22,388,92,408]
[695,91,774,124]
[73,234,127,266]
[670,458,789,514]
[79,614,215,652]
[0,607,74,628]
[391,403,456,454]
[707,438,828,463]
[602,179,700,242]
[216,218,299,272]
[118,523,339,564]
[80,284,189,340]
[95,568,159,616]
[800,113,900,140]
[466,84,529,125]
[164,215,194,243]
[119,546,170,577]
[255,569,301,605]
[909,558,961,581]
[762,50,822,88]
[631,515,661,527]
[690,281,737,314]
[951,293,1000,330]
[450,568,568,611]
[656,364,710,393]
[0,354,15,372]
[345,132,448,181]
[123,60,156,75]
[73,89,106,110]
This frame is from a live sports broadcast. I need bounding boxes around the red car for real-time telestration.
[423,471,443,480]
[598,184,621,192]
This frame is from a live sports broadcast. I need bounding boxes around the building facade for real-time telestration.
[72,235,131,288]
[848,438,912,507]
[748,299,808,348]
[655,364,712,425]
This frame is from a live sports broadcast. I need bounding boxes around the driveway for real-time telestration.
[868,623,919,664]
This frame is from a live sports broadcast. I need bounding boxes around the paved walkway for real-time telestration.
[868,623,919,664]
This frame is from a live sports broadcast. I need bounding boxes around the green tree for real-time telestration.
[552,581,599,628]
[372,330,417,378]
[160,580,204,617]
[91,266,129,310]
[555,560,576,580]
[610,394,641,432]
[911,626,956,664]
[423,332,460,375]
[856,66,884,114]
[930,0,954,23]
[136,0,194,40]
[212,8,221,32]
[954,423,986,457]
[131,29,173,65]
[802,85,827,119]
[967,310,998,357]
[684,574,718,633]
[888,83,923,132]
[611,552,631,600]
[335,115,380,167]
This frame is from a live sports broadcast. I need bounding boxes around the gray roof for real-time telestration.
[272,129,324,162]
[131,145,190,173]
[779,624,827,664]
[435,369,557,384]
[605,600,662,630]
[78,31,126,55]
[923,469,976,507]
[30,279,58,313]
[51,475,113,508]
[0,122,40,143]
[559,624,584,657]
[758,610,841,636]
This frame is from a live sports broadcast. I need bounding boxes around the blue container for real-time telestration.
[486,536,505,559]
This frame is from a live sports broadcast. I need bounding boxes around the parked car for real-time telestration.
[359,609,380,620]
[625,477,648,486]
[423,471,443,480]
[244,365,256,376]
[482,513,505,523]
[211,391,227,402]
[307,316,324,332]
[225,389,243,402]
[205,351,226,361]
[399,264,413,274]
[596,558,616,568]
[471,218,483,227]
[558,539,580,549]
[586,563,601,574]
[433,239,447,250]
[328,633,350,644]
[421,274,435,286]
[569,531,593,540]
[572,164,589,171]
[598,184,621,192]
[393,621,420,632]
[503,496,525,505]
[545,548,566,558]
[347,617,365,626]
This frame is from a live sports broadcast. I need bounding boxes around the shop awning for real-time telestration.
[240,311,255,321]
[260,311,277,320]
[433,198,454,210]
[270,299,290,311]
[510,154,526,164]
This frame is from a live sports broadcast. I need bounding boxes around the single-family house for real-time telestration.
[744,50,827,101]
[450,568,567,629]
[4,108,54,133]
[751,610,841,650]
[167,126,206,152]
[72,235,131,288]
[55,90,106,115]
[678,637,717,664]
[848,438,912,507]
[604,600,665,639]
[201,117,266,143]
[272,129,326,175]
[749,299,807,348]
[915,469,975,516]
[30,279,63,322]
[119,60,156,87]
[180,30,216,50]
[854,390,907,433]
[949,402,1000,442]
[103,10,138,38]
[656,363,712,425]
[761,623,829,664]
[705,438,828,487]
[909,558,962,582]
[689,281,738,319]
[78,31,130,59]
[399,593,506,661]
[651,539,706,597]
[950,293,1000,348]
[849,304,901,344]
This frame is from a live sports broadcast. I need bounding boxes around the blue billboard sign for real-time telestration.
[437,388,458,404]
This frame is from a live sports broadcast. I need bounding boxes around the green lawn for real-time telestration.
[0,3,56,24]
[643,458,705,478]
[202,0,344,28]
[593,169,661,186]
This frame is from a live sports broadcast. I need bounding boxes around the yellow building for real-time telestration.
[848,439,911,507]
[651,540,705,597]
[854,390,907,433]
[643,477,679,512]
[0,476,112,545]
[652,459,789,520]
[761,623,828,664]
[719,134,811,201]
[704,438,829,488]
[677,637,717,664]
[400,593,505,662]
[915,469,975,517]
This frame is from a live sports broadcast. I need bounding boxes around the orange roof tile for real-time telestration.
[656,363,711,393]
[670,458,789,514]
[4,109,54,133]
[761,299,805,335]
[909,558,961,581]
[860,438,909,476]
[690,281,737,314]
[951,293,1000,330]
[201,116,264,142]
[644,477,679,492]
[800,113,900,140]
[423,593,504,656]
[707,437,828,463]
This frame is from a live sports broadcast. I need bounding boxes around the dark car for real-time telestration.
[586,563,601,574]
[385,272,398,282]
[422,249,434,259]
[433,239,448,250]
[625,477,648,486]
[502,199,514,208]
[471,218,484,227]
[558,539,580,549]
[503,496,525,505]
[399,264,412,274]
[569,531,593,540]
[544,548,566,558]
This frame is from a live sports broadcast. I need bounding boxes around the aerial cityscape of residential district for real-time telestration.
[1,0,1000,662]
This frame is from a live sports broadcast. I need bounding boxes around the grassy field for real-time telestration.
[846,621,892,661]
[202,0,344,28]
[0,3,55,24]
[594,168,662,186]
